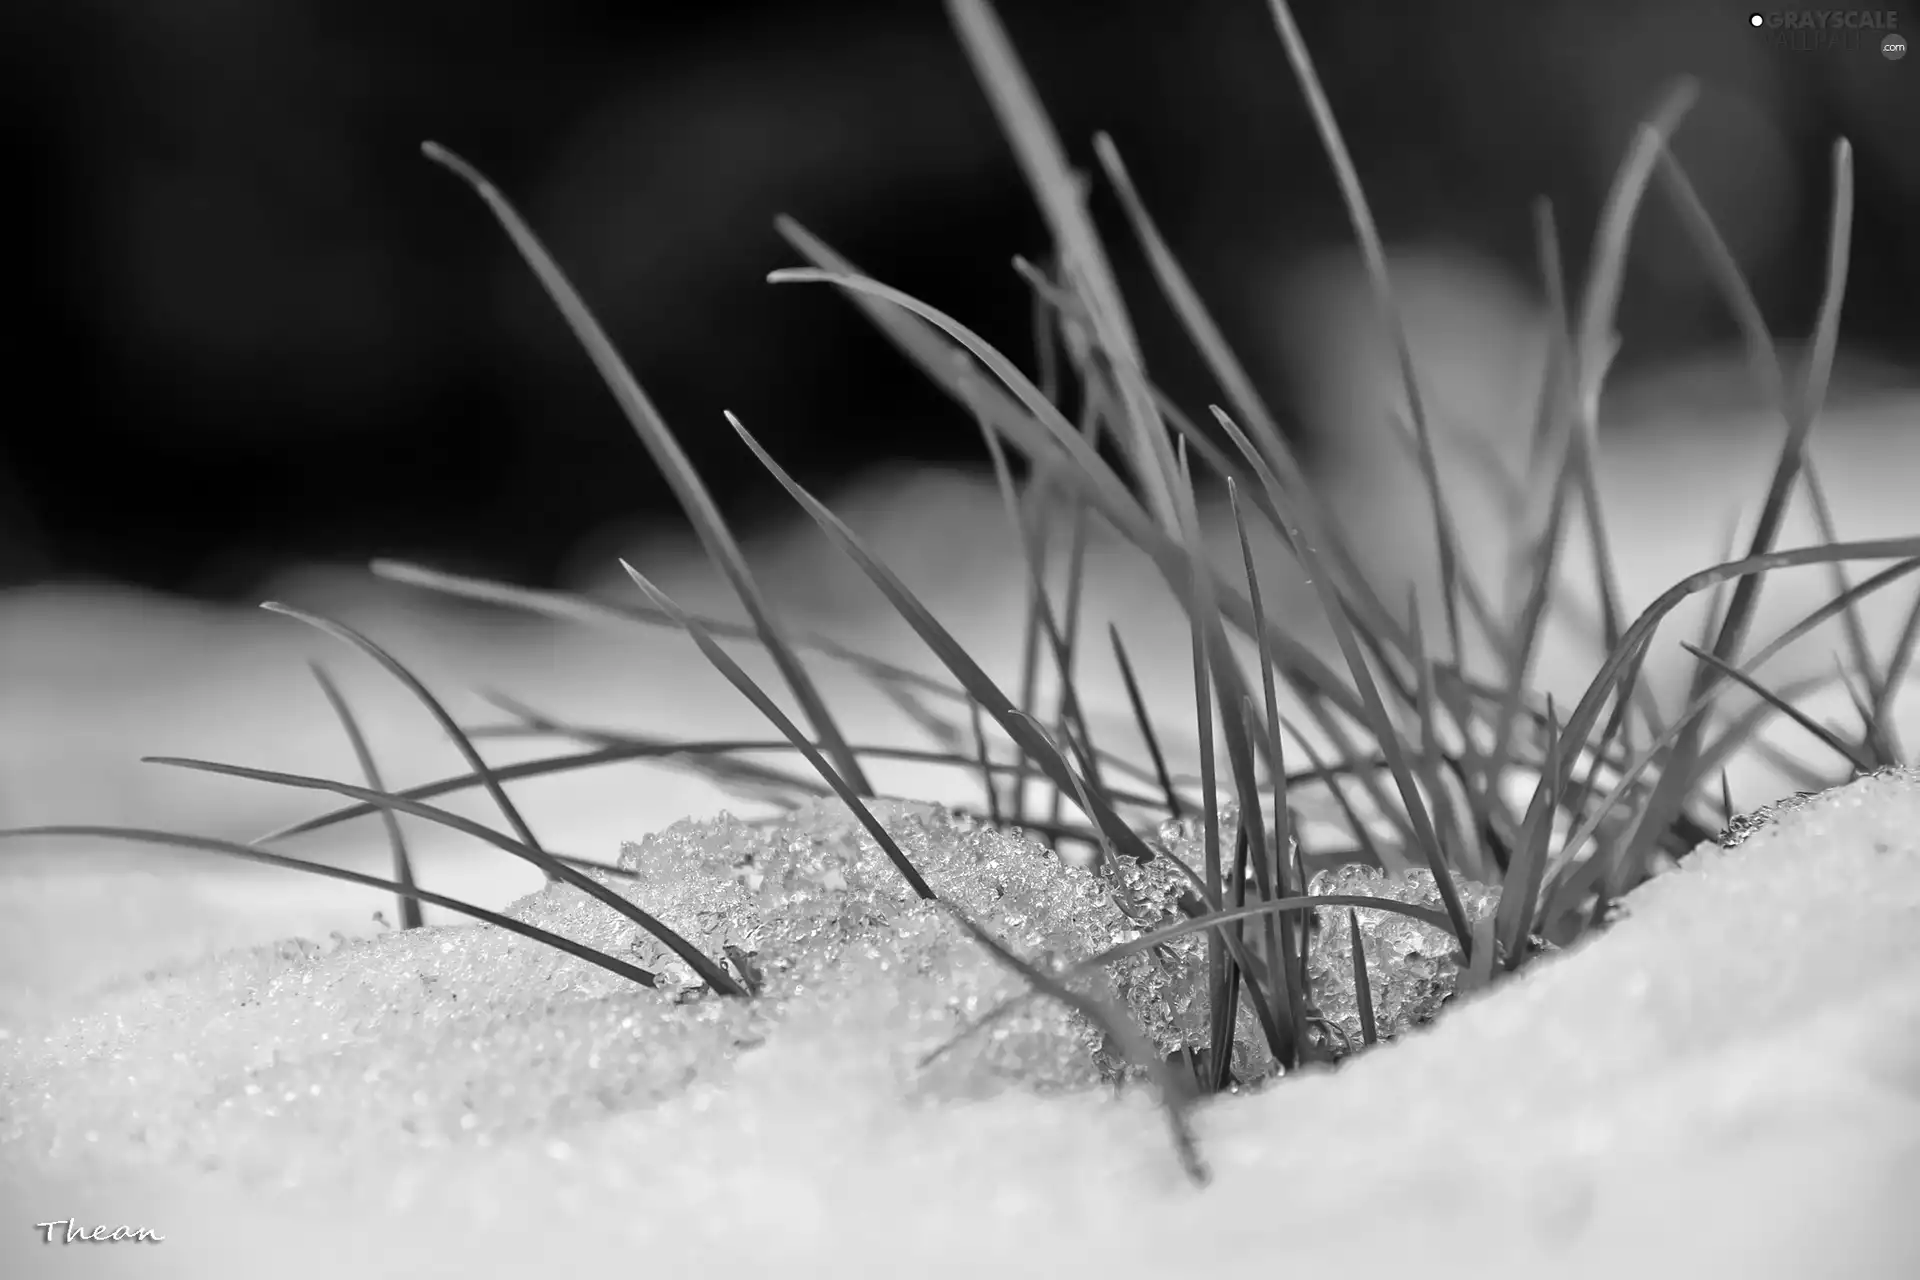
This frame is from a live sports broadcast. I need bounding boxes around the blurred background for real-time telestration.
[3,0,1916,598]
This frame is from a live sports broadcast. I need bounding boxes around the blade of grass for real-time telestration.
[139,755,745,995]
[1869,582,1920,757]
[262,602,556,879]
[619,560,936,902]
[1006,385,1092,836]
[1110,626,1184,818]
[1172,440,1228,1056]
[1835,644,1881,767]
[1494,694,1560,968]
[473,694,840,807]
[1347,909,1379,1047]
[421,142,872,798]
[1228,483,1299,1041]
[969,698,1005,826]
[946,0,1180,533]
[262,731,1168,849]
[483,687,1173,805]
[1802,456,1884,722]
[1286,715,1389,872]
[0,825,662,987]
[1238,695,1296,1061]
[1566,83,1702,668]
[1831,654,1884,768]
[968,391,1110,807]
[1262,0,1468,666]
[373,559,965,706]
[307,662,422,929]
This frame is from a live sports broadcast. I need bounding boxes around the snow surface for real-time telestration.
[5,773,1919,1279]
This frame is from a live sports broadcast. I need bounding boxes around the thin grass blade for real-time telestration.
[1347,909,1379,1047]
[262,602,555,879]
[421,142,872,797]
[945,0,1179,532]
[307,662,422,929]
[620,561,936,902]
[138,758,744,994]
[1111,626,1184,818]
[0,825,661,988]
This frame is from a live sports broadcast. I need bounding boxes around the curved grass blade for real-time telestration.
[724,411,1160,867]
[262,602,554,877]
[259,733,1167,849]
[620,559,936,902]
[308,661,421,929]
[0,825,661,988]
[476,687,1172,803]
[421,142,871,797]
[1262,0,1468,664]
[1683,557,1920,775]
[1680,642,1874,773]
[469,693,836,805]
[142,755,747,997]
[1561,84,1700,670]
[373,559,965,705]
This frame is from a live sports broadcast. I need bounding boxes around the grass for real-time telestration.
[6,0,1919,1187]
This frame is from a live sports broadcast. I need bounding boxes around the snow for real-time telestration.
[5,773,1919,1278]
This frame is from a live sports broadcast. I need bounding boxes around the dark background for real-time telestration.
[3,0,1914,598]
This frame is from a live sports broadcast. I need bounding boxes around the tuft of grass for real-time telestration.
[24,0,1920,1186]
